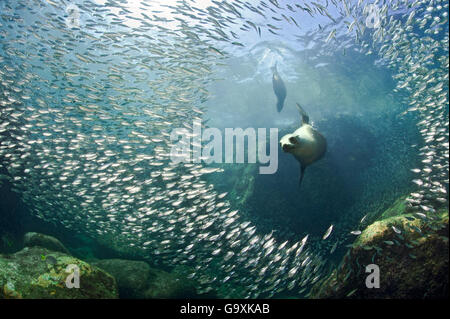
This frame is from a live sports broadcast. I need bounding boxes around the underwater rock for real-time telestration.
[310,201,449,299]
[23,232,70,255]
[0,232,20,254]
[207,162,258,211]
[143,267,199,299]
[0,246,118,299]
[92,259,151,299]
[378,196,411,219]
[95,234,146,261]
[92,258,201,299]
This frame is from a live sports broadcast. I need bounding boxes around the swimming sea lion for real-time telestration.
[271,63,287,112]
[279,103,327,187]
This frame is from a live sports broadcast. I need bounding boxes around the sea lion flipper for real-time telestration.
[299,164,306,188]
[296,103,309,125]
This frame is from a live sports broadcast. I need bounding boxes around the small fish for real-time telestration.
[411,225,422,233]
[412,179,423,186]
[415,212,427,219]
[346,288,358,297]
[326,29,336,43]
[322,224,334,240]
[330,241,338,254]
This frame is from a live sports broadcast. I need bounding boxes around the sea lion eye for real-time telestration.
[289,136,299,145]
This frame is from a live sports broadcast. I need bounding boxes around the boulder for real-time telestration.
[310,204,448,299]
[23,232,70,255]
[0,246,118,299]
[92,258,200,299]
[91,259,151,299]
[144,267,199,299]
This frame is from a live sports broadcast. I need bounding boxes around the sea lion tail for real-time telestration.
[299,165,306,188]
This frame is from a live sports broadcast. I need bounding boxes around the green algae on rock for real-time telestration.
[378,196,410,220]
[0,246,118,299]
[310,199,449,299]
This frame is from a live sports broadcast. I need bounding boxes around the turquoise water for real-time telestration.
[0,0,448,298]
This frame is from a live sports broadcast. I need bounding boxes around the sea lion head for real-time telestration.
[279,133,301,154]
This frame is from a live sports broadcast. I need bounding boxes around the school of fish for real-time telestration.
[0,0,448,298]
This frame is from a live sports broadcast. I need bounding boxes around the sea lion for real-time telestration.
[279,103,327,187]
[271,63,287,112]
